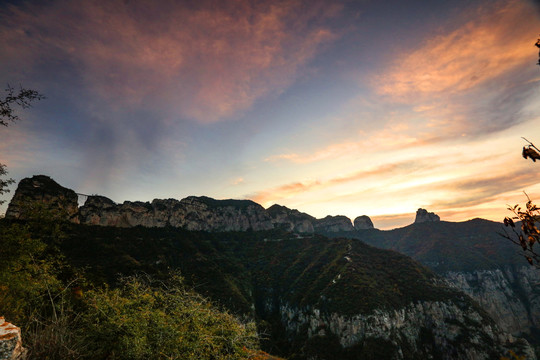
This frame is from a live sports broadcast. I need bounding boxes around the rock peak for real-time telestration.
[414,208,440,223]
[5,175,79,221]
[354,215,374,230]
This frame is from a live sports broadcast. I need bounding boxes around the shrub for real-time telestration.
[79,274,259,360]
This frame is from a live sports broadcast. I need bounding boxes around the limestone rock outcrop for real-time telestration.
[5,175,78,221]
[314,215,354,233]
[266,204,315,233]
[445,266,540,335]
[2,176,392,236]
[353,215,374,230]
[0,318,25,360]
[79,194,274,231]
[414,208,440,223]
[265,300,535,360]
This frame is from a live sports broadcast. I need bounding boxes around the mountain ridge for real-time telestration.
[6,175,448,233]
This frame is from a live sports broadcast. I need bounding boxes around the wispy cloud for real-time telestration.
[372,0,540,141]
[429,170,540,209]
[0,0,341,123]
[376,0,537,100]
[265,121,436,164]
[250,161,422,205]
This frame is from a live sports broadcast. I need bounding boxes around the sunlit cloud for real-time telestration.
[2,0,540,230]
[376,0,538,100]
[0,0,341,123]
[429,170,540,209]
[370,0,540,142]
[250,161,423,205]
[265,122,435,164]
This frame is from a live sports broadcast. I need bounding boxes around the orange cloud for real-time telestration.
[250,162,416,205]
[265,124,436,164]
[0,0,341,123]
[376,0,539,100]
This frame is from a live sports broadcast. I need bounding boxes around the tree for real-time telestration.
[536,36,540,66]
[0,84,44,206]
[80,273,259,360]
[502,137,540,267]
[500,38,540,267]
[0,164,15,206]
[502,193,540,267]
[0,84,45,127]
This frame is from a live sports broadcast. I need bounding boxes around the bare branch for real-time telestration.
[0,84,45,127]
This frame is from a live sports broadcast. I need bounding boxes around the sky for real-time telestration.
[1,0,540,229]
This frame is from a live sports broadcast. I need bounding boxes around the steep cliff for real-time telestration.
[5,175,78,221]
[55,224,534,359]
[269,300,533,360]
[327,219,540,350]
[8,176,376,234]
[78,195,275,231]
[266,204,316,233]
[354,215,374,230]
[250,236,534,359]
[445,266,540,335]
[313,215,355,233]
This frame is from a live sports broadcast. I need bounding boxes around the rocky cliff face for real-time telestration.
[7,176,378,234]
[264,299,535,359]
[0,317,25,360]
[313,215,355,233]
[5,175,78,221]
[266,204,316,233]
[79,195,275,231]
[354,215,374,230]
[445,266,540,335]
[415,208,440,223]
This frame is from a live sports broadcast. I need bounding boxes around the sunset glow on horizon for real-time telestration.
[1,0,540,229]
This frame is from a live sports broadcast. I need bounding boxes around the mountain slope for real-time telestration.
[324,220,540,352]
[35,222,529,359]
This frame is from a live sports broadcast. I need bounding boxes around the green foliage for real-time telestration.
[79,274,258,360]
[247,235,456,315]
[4,215,513,359]
[0,218,265,359]
[503,195,540,267]
[0,221,62,324]
[0,163,15,205]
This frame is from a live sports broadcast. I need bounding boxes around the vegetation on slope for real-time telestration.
[0,214,507,359]
[0,218,263,360]
[325,219,525,273]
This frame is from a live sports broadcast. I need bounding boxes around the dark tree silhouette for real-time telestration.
[502,192,540,267]
[536,36,540,66]
[502,137,540,267]
[0,165,14,206]
[500,38,540,267]
[522,137,540,162]
[0,84,45,127]
[0,84,45,206]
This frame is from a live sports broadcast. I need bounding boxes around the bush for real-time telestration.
[79,274,259,360]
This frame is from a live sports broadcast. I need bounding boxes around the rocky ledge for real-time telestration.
[5,175,380,234]
[0,318,25,360]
